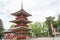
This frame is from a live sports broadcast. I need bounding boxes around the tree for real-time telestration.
[45,16,55,36]
[57,14,60,26]
[0,19,4,39]
[58,14,60,20]
[42,22,49,36]
[29,22,41,37]
[53,21,58,28]
[57,14,60,32]
[29,22,48,37]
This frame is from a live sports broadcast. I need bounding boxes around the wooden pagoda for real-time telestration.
[10,8,32,40]
[4,2,32,40]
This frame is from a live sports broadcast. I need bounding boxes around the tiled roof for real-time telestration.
[11,26,32,30]
[10,18,32,23]
[11,26,32,32]
[12,9,31,16]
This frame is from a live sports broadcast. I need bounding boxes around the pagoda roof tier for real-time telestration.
[10,19,32,23]
[11,26,32,32]
[11,9,32,16]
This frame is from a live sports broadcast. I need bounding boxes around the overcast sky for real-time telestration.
[0,0,60,29]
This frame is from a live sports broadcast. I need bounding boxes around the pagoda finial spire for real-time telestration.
[21,1,23,9]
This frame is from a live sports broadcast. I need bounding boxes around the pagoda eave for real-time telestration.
[10,19,32,23]
[11,9,32,16]
[11,14,32,17]
[10,21,32,23]
[11,27,32,32]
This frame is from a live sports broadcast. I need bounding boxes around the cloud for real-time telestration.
[0,0,60,29]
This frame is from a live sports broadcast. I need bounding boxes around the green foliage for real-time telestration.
[58,14,60,20]
[58,14,60,26]
[0,19,4,39]
[44,15,60,36]
[10,24,15,28]
[45,16,55,36]
[42,22,49,36]
[29,22,48,37]
[57,14,60,32]
[53,21,58,28]
[45,16,55,26]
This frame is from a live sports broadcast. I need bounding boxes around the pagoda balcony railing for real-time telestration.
[17,15,27,17]
[16,25,28,27]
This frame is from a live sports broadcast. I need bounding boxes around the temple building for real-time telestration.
[4,2,32,40]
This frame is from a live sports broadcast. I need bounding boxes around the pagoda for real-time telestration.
[10,2,32,40]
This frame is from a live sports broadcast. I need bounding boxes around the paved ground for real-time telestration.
[30,37,60,40]
[2,37,60,40]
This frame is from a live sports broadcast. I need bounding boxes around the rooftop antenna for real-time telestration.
[21,0,23,9]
